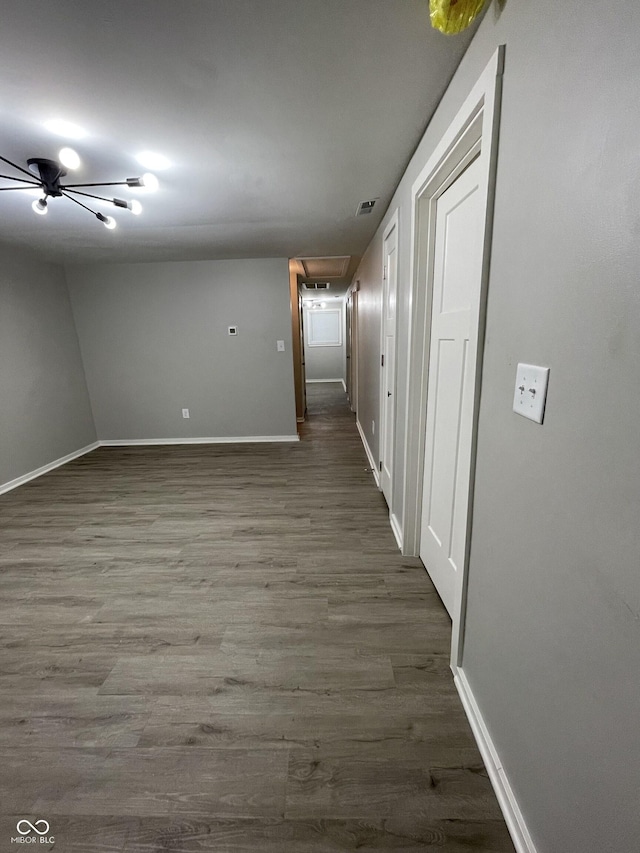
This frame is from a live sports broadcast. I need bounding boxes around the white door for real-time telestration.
[419,157,483,617]
[350,289,358,414]
[380,219,398,504]
[346,294,353,404]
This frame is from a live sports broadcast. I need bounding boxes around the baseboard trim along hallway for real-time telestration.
[356,418,381,489]
[390,512,403,551]
[455,668,538,853]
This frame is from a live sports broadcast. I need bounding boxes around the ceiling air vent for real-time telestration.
[302,282,331,291]
[356,199,377,216]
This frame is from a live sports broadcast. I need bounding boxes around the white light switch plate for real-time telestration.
[513,363,550,424]
[277,340,285,352]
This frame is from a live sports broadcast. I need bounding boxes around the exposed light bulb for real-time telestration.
[96,212,117,229]
[32,198,48,215]
[136,151,170,170]
[141,172,159,192]
[130,199,142,215]
[320,302,327,308]
[44,119,87,139]
[59,147,81,170]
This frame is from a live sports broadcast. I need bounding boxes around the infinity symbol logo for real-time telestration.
[16,820,50,836]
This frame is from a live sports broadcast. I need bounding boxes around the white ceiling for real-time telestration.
[0,0,478,277]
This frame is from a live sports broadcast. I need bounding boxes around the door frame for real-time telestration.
[379,209,399,515]
[402,46,504,667]
[345,291,353,402]
[346,280,359,415]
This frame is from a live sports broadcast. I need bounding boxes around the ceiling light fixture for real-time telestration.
[141,172,159,192]
[32,197,47,215]
[58,147,81,170]
[0,153,156,229]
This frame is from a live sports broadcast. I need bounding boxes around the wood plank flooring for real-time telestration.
[0,383,514,852]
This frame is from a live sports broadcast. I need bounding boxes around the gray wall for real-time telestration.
[353,1,640,850]
[65,258,297,441]
[303,303,345,382]
[0,247,96,488]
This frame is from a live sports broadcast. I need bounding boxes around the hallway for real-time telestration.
[0,382,514,851]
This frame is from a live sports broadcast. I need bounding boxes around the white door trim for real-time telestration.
[401,46,504,667]
[379,208,399,513]
[346,280,360,415]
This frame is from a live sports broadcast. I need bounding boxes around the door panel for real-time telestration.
[345,295,352,402]
[380,220,398,505]
[419,158,482,616]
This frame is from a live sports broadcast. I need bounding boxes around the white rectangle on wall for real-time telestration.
[307,309,342,347]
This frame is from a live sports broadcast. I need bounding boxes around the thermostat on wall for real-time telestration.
[228,326,238,336]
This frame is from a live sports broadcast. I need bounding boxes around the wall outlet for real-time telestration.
[277,339,285,352]
[182,408,190,419]
[228,326,238,336]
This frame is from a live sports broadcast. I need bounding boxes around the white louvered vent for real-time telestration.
[356,199,377,216]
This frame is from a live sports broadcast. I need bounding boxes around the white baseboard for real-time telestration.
[341,379,347,393]
[296,417,305,424]
[356,419,380,489]
[389,512,403,551]
[454,668,537,853]
[0,441,99,496]
[99,435,300,446]
[306,379,343,384]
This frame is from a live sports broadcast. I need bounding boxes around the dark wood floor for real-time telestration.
[0,383,514,852]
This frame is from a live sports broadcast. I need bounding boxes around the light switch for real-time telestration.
[277,340,285,352]
[513,363,550,424]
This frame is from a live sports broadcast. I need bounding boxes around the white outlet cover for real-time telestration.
[513,363,550,424]
[182,408,190,419]
[228,326,238,336]
[277,340,285,352]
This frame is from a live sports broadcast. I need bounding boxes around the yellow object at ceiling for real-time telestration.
[430,0,487,34]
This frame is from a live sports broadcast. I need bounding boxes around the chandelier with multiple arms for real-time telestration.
[0,148,158,229]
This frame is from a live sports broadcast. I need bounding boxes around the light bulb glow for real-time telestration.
[32,198,48,215]
[103,215,117,230]
[44,119,87,139]
[136,151,170,170]
[130,199,142,215]
[59,147,81,170]
[141,172,159,192]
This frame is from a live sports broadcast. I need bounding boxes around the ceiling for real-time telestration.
[0,0,478,282]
